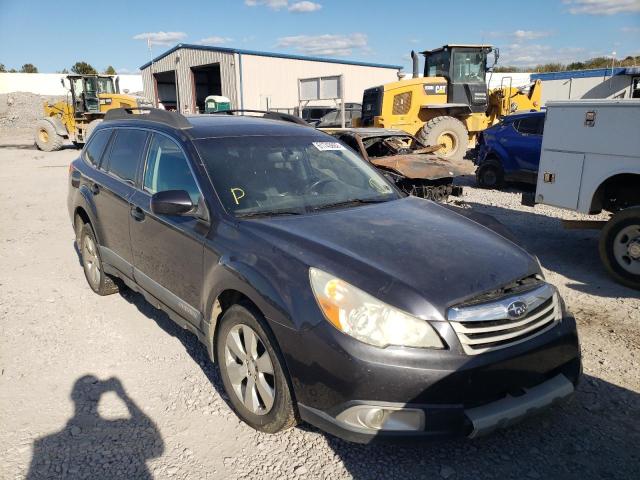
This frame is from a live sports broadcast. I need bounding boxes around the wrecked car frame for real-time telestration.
[322,128,465,201]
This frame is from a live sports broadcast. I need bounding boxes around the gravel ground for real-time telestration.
[0,129,638,480]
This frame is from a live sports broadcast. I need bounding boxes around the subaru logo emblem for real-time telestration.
[507,301,528,319]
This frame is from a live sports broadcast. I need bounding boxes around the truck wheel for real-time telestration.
[417,116,468,162]
[85,119,103,142]
[476,163,504,189]
[35,119,64,152]
[216,303,298,433]
[599,207,640,290]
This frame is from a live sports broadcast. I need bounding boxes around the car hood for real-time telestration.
[240,196,538,317]
[371,153,467,180]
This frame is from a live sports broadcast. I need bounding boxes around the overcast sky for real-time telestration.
[1,0,638,73]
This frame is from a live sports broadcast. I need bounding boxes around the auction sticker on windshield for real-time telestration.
[312,142,346,151]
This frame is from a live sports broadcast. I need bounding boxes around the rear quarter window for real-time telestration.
[104,129,148,182]
[83,129,111,167]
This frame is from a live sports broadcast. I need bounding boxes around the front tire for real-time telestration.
[416,116,468,162]
[476,163,505,189]
[35,119,64,152]
[216,304,297,433]
[599,207,640,290]
[80,223,119,295]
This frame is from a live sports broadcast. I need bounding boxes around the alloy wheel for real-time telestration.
[82,234,101,289]
[224,324,275,415]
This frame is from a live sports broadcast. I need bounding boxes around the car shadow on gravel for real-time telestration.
[116,288,232,406]
[26,375,164,479]
[313,374,640,480]
[459,200,639,299]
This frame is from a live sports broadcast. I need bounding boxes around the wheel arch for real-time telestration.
[202,261,296,364]
[72,189,103,245]
[589,172,640,214]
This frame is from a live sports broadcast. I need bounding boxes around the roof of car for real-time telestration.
[185,115,318,139]
[102,112,322,140]
[501,110,546,122]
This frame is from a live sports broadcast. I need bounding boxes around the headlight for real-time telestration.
[309,268,444,349]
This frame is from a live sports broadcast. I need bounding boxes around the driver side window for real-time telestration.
[143,134,201,204]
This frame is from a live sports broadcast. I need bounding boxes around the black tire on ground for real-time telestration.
[34,119,64,152]
[416,116,468,162]
[84,119,103,142]
[216,303,298,433]
[79,223,120,296]
[599,207,640,290]
[476,163,505,189]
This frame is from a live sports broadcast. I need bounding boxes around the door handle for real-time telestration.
[130,206,145,222]
[90,183,100,195]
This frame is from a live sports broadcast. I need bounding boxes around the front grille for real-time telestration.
[448,283,561,355]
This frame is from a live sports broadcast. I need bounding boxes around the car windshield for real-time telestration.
[195,135,400,217]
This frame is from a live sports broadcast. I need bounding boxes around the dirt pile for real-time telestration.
[0,92,65,129]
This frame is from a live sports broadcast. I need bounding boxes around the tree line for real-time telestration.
[0,62,118,75]
[494,55,640,73]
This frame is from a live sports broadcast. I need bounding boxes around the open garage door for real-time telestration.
[154,70,178,111]
[191,64,222,113]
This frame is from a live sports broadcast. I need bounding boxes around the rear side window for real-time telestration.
[105,129,148,182]
[84,129,111,166]
[515,116,542,135]
[143,134,201,204]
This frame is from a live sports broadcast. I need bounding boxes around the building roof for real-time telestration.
[140,44,403,71]
[530,67,639,81]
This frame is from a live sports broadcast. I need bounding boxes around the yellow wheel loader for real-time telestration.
[35,75,152,151]
[359,45,542,161]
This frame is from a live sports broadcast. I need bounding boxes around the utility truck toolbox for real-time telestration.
[525,99,640,289]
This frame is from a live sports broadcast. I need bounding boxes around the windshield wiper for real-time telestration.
[236,209,304,219]
[310,198,389,212]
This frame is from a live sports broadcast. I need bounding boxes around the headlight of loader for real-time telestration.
[309,268,444,349]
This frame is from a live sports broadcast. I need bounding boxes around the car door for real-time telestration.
[129,132,208,326]
[503,116,543,181]
[92,128,149,278]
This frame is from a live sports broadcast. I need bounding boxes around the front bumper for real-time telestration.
[272,313,581,443]
[299,373,575,443]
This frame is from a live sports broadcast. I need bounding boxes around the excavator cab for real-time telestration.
[420,45,495,113]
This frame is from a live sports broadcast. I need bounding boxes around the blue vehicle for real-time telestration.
[474,110,545,189]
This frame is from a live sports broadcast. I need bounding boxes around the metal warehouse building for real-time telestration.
[532,67,640,104]
[140,44,402,114]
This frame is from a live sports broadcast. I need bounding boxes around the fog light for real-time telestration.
[336,405,425,432]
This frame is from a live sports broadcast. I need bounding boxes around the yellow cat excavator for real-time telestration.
[359,45,542,161]
[35,74,152,151]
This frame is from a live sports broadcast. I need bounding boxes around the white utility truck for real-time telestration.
[523,99,640,290]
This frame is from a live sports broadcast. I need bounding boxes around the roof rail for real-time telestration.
[212,109,311,127]
[104,107,192,130]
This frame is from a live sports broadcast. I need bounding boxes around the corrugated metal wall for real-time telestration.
[141,49,238,112]
[239,54,400,110]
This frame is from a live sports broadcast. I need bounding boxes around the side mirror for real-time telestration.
[150,190,193,216]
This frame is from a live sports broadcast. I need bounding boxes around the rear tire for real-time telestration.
[216,303,298,433]
[35,119,64,152]
[476,163,505,189]
[416,116,468,162]
[80,223,119,296]
[599,207,640,290]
